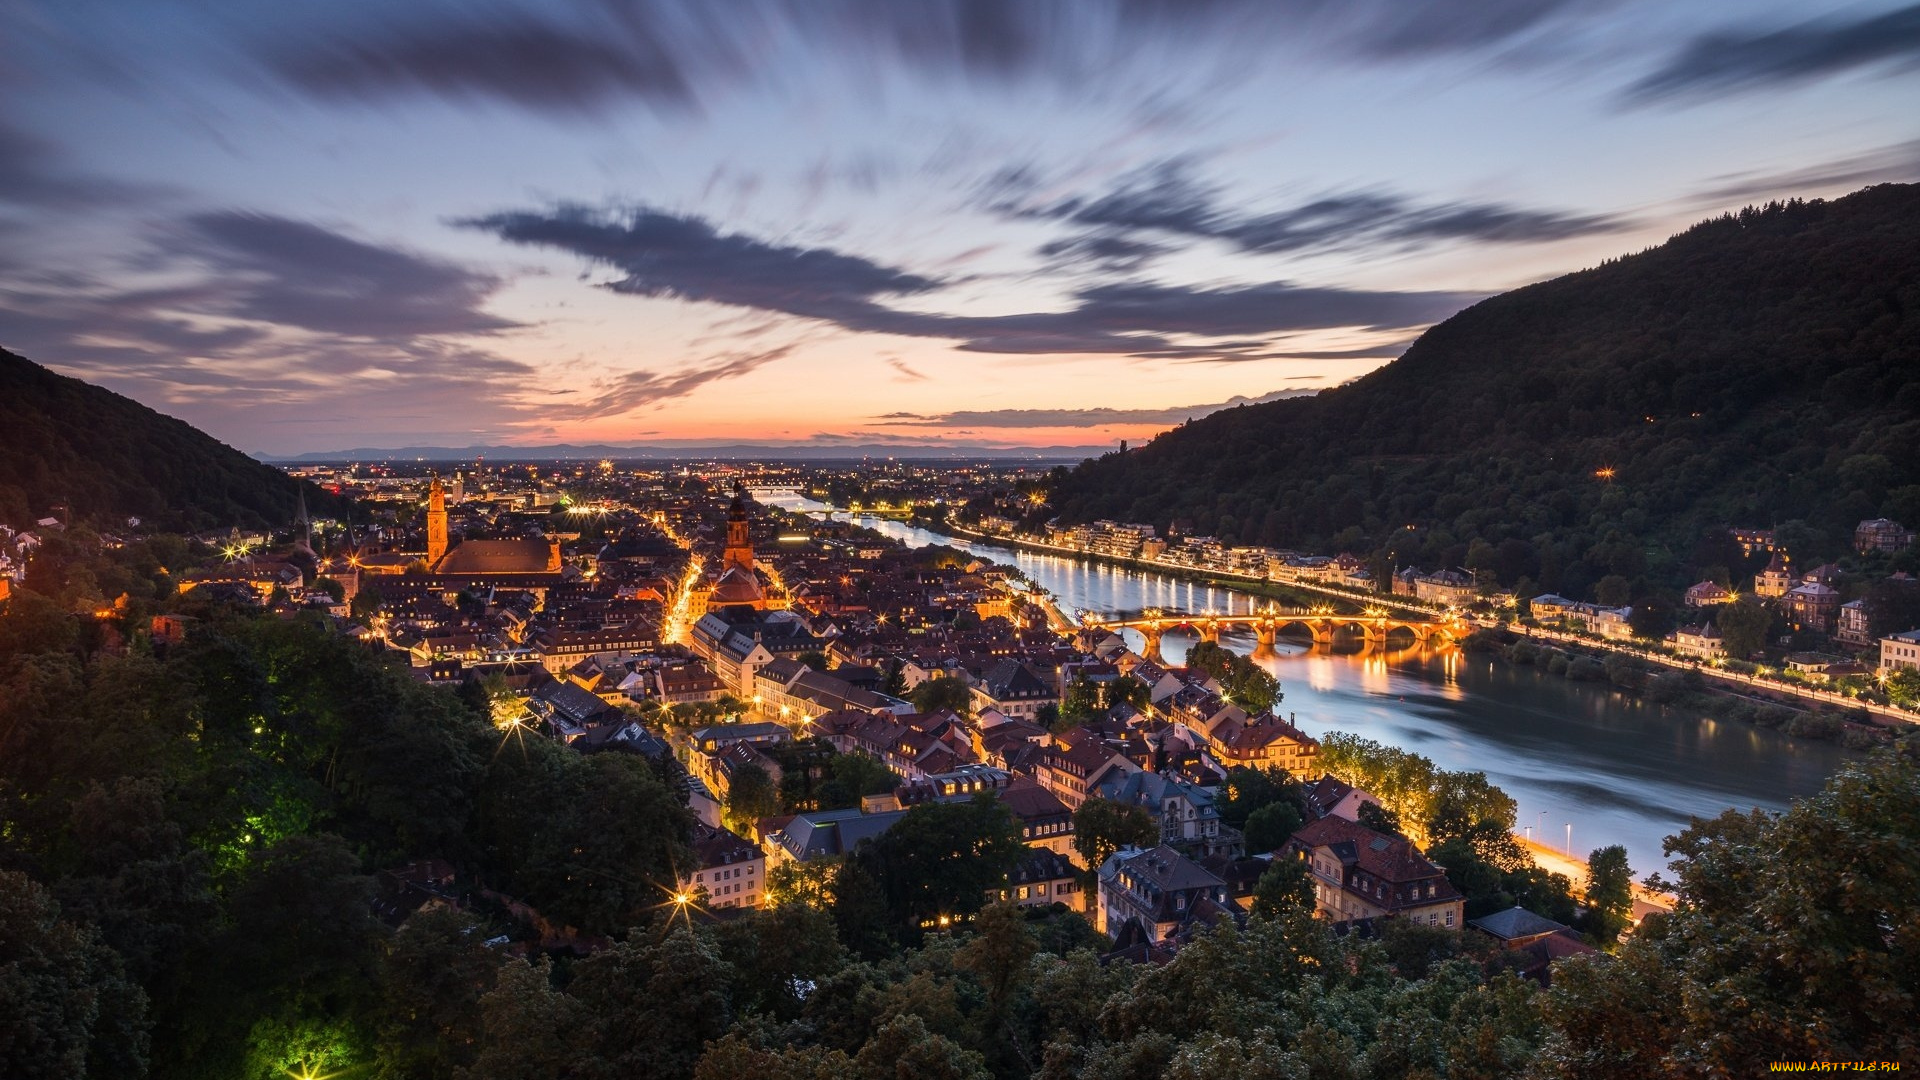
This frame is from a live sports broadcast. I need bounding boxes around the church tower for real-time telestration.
[426,474,449,568]
[722,485,754,575]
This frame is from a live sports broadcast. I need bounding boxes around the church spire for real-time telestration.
[426,474,449,568]
[722,483,754,575]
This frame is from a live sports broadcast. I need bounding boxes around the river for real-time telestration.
[759,493,1856,876]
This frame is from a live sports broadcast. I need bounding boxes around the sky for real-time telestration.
[0,1,1916,456]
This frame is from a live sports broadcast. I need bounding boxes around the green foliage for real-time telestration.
[1242,800,1304,852]
[910,675,973,716]
[727,763,781,834]
[1580,845,1634,947]
[1055,189,1920,597]
[840,796,1026,951]
[1318,733,1517,846]
[0,869,151,1080]
[1355,800,1403,838]
[1216,765,1303,830]
[1071,797,1159,869]
[0,348,344,530]
[1886,668,1920,709]
[1249,858,1314,920]
[1539,741,1920,1072]
[1715,595,1773,660]
[1183,640,1281,711]
[817,751,900,812]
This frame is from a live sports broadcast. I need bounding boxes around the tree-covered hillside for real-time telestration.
[1053,185,1920,600]
[0,348,339,530]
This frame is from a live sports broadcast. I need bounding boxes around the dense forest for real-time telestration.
[0,349,340,530]
[3,543,1917,1078]
[1053,184,1920,601]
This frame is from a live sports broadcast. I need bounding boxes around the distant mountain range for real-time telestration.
[0,348,342,530]
[261,441,1112,464]
[1053,184,1920,600]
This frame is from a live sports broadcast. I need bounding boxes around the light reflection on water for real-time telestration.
[761,495,1857,873]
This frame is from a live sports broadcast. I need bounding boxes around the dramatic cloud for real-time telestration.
[568,344,800,419]
[1626,4,1920,104]
[467,205,939,321]
[874,389,1320,428]
[0,212,538,448]
[258,0,1598,116]
[1036,233,1169,271]
[172,212,520,338]
[468,203,1478,361]
[993,159,1626,257]
[273,6,708,114]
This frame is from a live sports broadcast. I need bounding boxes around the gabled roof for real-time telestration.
[1468,906,1571,941]
[1105,844,1227,894]
[1288,816,1455,889]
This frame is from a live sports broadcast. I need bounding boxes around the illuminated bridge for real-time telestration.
[1081,606,1469,663]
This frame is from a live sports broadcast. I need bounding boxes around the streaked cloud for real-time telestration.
[874,389,1320,428]
[991,158,1628,257]
[1626,3,1920,104]
[466,203,1479,362]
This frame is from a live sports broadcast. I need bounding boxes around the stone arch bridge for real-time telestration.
[1082,607,1468,663]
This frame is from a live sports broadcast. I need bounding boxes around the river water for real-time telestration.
[760,494,1855,875]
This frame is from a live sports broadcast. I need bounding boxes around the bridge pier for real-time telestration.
[1251,619,1278,659]
[1309,618,1334,645]
[1362,621,1388,644]
[1139,623,1165,664]
[1198,619,1221,645]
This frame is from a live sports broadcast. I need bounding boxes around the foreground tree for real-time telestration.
[1538,741,1920,1073]
[0,871,150,1080]
[1071,798,1159,869]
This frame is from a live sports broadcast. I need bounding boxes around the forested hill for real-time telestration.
[1052,183,1920,599]
[0,348,339,530]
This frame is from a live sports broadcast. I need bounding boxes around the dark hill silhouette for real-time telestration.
[1053,184,1920,600]
[0,347,342,530]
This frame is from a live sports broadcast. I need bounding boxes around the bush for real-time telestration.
[1566,657,1607,682]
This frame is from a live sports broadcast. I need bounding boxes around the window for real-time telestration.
[1445,911,1455,927]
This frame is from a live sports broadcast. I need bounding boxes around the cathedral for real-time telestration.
[359,475,562,581]
[693,486,786,615]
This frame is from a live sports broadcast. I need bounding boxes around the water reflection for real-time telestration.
[761,495,1856,871]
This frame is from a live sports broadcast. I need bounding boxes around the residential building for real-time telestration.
[1879,630,1920,675]
[1835,599,1873,648]
[1786,581,1841,633]
[1855,518,1915,555]
[1035,730,1136,809]
[682,824,765,910]
[1092,770,1232,856]
[1301,775,1378,823]
[1414,568,1477,607]
[997,849,1082,911]
[1754,552,1794,598]
[1284,816,1465,929]
[970,658,1057,721]
[1097,844,1238,941]
[1668,622,1726,661]
[762,807,910,867]
[1683,580,1731,607]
